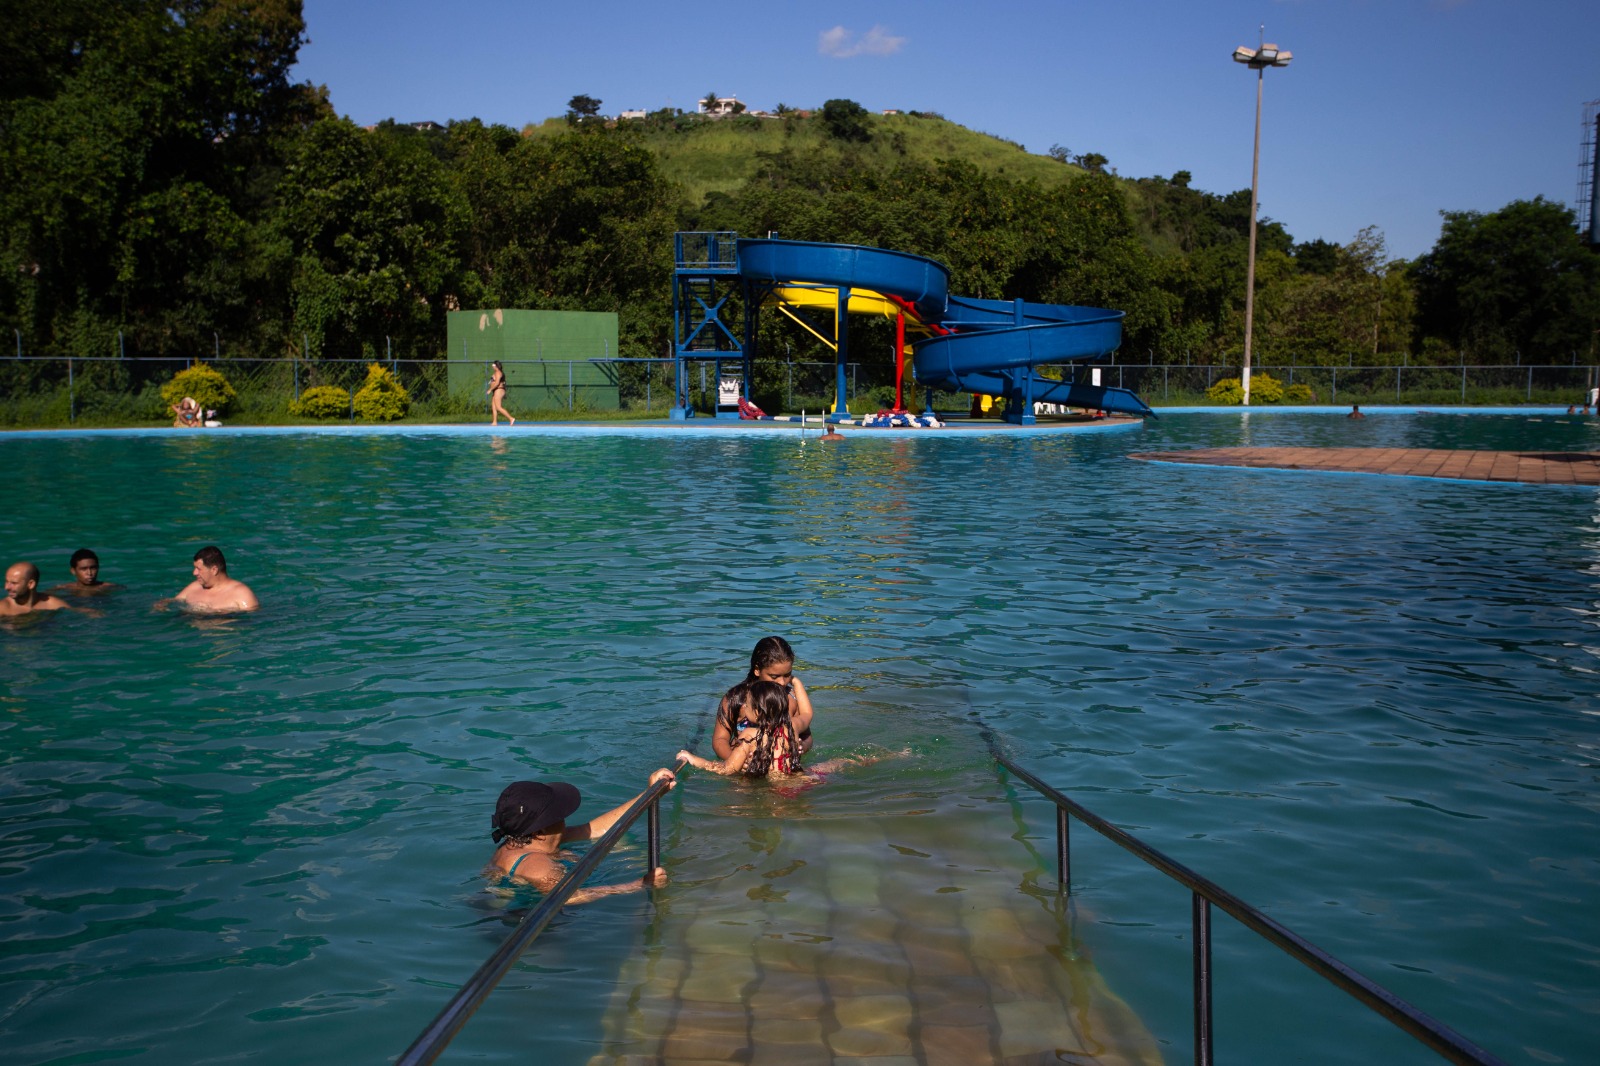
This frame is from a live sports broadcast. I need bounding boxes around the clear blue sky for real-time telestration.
[293,0,1600,262]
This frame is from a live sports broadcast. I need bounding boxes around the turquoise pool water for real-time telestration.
[1,411,1596,1064]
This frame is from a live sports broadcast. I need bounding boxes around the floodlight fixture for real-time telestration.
[1231,34,1292,405]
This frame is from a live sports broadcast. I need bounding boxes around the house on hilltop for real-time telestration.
[697,95,745,116]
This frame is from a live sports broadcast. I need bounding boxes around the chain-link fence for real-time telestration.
[3,354,1596,427]
[0,356,680,427]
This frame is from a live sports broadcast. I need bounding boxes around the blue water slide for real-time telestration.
[737,239,950,323]
[735,238,1152,419]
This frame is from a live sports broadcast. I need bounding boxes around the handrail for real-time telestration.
[395,773,677,1066]
[984,731,1507,1066]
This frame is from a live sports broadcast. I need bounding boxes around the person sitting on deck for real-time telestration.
[172,397,203,428]
[486,770,675,901]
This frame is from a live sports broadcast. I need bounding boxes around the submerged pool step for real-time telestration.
[586,812,1160,1064]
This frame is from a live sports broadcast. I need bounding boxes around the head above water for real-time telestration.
[70,548,99,584]
[192,545,227,573]
[747,636,795,682]
[747,680,792,730]
[5,561,40,600]
[492,780,582,845]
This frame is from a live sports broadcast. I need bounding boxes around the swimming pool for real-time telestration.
[1,411,1596,1064]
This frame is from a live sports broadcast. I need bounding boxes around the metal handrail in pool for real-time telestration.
[986,737,1507,1066]
[395,773,675,1066]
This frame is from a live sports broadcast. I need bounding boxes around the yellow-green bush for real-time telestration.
[1250,373,1285,403]
[159,363,237,417]
[352,363,410,421]
[1205,373,1287,404]
[1283,382,1314,404]
[1205,377,1244,404]
[289,385,351,419]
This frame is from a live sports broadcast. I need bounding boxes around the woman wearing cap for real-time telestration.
[487,769,674,901]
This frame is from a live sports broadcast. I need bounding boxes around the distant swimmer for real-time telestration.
[1,561,87,617]
[168,545,259,612]
[1347,404,1365,419]
[819,426,845,441]
[53,548,119,596]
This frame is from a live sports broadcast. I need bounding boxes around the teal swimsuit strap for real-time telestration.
[507,853,529,877]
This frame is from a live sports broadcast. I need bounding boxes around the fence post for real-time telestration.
[569,361,574,411]
[1461,366,1466,403]
[1527,367,1532,401]
[68,357,75,423]
[1332,368,1338,404]
[1396,367,1401,401]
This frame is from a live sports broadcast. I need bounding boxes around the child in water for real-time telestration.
[712,636,814,760]
[486,769,674,902]
[681,681,900,783]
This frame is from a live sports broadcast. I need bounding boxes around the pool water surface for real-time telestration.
[1,410,1597,1064]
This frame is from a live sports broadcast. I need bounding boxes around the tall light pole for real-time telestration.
[1232,34,1291,405]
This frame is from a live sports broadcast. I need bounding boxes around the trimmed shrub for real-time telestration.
[1283,383,1314,404]
[1205,377,1244,404]
[289,385,351,419]
[1250,373,1285,403]
[352,363,410,421]
[160,363,238,417]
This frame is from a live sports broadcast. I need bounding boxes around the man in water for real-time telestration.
[54,548,117,596]
[172,546,259,612]
[1347,404,1365,419]
[819,426,845,441]
[1,562,77,616]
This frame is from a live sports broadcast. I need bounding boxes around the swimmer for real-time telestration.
[819,426,845,441]
[1,561,88,616]
[52,548,118,596]
[164,545,258,613]
[1347,404,1365,419]
[712,636,815,760]
[682,681,900,783]
[486,769,675,901]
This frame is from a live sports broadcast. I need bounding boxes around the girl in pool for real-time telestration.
[487,360,515,425]
[711,636,814,760]
[682,681,897,783]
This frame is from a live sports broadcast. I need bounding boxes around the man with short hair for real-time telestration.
[1,561,76,615]
[172,546,259,612]
[53,548,118,596]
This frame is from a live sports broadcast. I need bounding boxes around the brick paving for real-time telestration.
[1129,447,1600,485]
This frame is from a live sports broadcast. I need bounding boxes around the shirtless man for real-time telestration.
[1,562,77,616]
[171,545,259,612]
[53,548,118,596]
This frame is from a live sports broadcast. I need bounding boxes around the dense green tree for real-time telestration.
[1411,197,1600,361]
[274,116,467,357]
[819,99,871,143]
[0,0,315,358]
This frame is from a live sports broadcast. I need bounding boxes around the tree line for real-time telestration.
[3,1,1597,371]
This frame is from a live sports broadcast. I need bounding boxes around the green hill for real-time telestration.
[523,110,1084,210]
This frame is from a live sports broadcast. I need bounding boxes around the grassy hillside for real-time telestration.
[524,111,1084,209]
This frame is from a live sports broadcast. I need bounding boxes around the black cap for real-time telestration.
[492,781,581,844]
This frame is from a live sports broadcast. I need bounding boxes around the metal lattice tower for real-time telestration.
[1579,100,1600,246]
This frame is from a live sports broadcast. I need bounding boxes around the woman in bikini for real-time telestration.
[711,636,815,760]
[486,768,673,902]
[487,360,516,426]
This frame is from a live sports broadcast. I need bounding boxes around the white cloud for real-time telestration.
[818,25,906,59]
